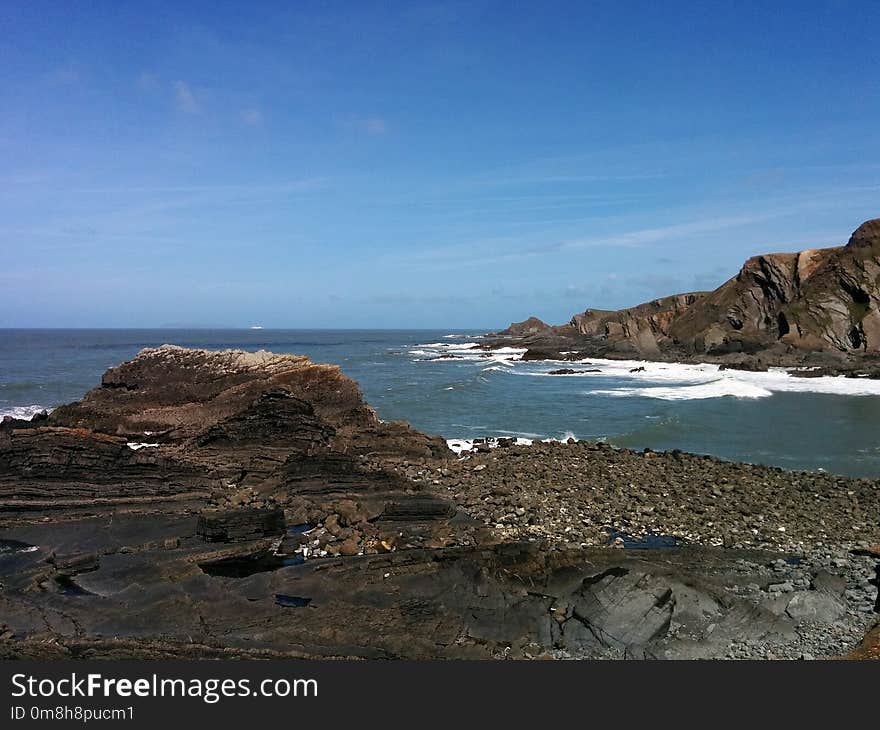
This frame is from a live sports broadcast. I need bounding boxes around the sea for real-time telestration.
[3,328,880,478]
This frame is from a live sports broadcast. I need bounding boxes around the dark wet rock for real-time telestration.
[196,507,286,542]
[720,361,770,372]
[1,534,867,660]
[788,364,880,379]
[0,538,34,554]
[50,551,100,577]
[198,549,288,578]
[193,389,332,450]
[606,530,682,549]
[381,497,456,521]
[0,426,213,511]
[520,348,565,361]
[812,570,847,598]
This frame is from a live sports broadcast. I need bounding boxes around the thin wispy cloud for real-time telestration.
[393,198,856,272]
[557,213,778,251]
[173,81,200,113]
[0,178,332,253]
[553,189,880,254]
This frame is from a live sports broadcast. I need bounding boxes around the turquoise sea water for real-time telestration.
[2,328,880,478]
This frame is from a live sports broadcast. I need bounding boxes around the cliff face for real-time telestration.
[570,293,707,356]
[669,218,880,357]
[505,218,880,362]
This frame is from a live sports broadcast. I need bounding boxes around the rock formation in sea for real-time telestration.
[495,217,880,367]
[1,346,877,659]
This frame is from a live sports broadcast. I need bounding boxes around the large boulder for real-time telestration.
[49,345,449,459]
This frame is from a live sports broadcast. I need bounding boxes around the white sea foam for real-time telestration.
[446,437,534,455]
[446,431,579,455]
[484,356,515,367]
[421,342,483,350]
[0,405,49,420]
[410,341,526,364]
[578,358,880,399]
[446,439,474,454]
[407,341,880,400]
[482,353,880,399]
[514,369,600,377]
[590,379,773,401]
[494,429,546,439]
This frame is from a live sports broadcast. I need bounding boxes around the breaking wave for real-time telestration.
[408,344,880,400]
[589,379,773,401]
[0,405,50,420]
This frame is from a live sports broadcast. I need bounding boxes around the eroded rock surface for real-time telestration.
[0,346,877,659]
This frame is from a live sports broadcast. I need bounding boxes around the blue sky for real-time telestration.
[1,0,878,328]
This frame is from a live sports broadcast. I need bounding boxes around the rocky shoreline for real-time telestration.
[405,439,880,658]
[485,218,880,375]
[1,345,877,660]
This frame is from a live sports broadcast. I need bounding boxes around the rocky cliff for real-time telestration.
[497,217,880,365]
[570,292,707,357]
[668,218,880,357]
